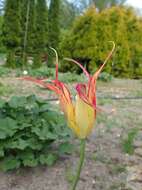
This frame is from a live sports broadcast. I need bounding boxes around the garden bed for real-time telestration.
[0,76,141,190]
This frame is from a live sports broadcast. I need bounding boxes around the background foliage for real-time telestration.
[0,0,142,78]
[60,6,142,78]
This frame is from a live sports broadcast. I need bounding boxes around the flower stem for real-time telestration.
[71,139,86,190]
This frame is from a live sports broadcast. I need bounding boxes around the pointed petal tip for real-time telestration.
[49,47,59,81]
[93,41,116,80]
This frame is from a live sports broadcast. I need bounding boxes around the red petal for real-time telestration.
[87,42,115,104]
[53,80,72,103]
[21,77,62,95]
[49,47,59,81]
[76,83,92,106]
[92,41,115,81]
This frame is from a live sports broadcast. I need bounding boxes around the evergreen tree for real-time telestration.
[124,8,142,78]
[20,0,36,66]
[28,0,36,53]
[33,0,48,68]
[48,0,60,49]
[2,0,22,67]
[0,15,5,52]
[60,7,98,72]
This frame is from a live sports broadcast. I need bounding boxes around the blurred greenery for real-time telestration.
[0,82,13,95]
[0,1,142,78]
[60,6,142,78]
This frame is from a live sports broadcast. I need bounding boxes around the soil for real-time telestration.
[0,77,142,190]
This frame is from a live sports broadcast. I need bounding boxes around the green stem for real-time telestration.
[71,139,86,190]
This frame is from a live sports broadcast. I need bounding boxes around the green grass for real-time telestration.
[133,90,142,97]
[122,128,139,155]
[65,167,75,184]
[59,72,85,83]
[0,82,13,96]
[97,98,112,106]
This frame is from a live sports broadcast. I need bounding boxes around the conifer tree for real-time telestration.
[33,0,48,68]
[2,0,21,67]
[20,0,36,66]
[48,0,60,67]
[0,15,4,52]
[125,8,142,78]
[27,0,36,53]
[48,0,60,49]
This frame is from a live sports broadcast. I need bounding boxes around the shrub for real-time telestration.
[59,72,86,83]
[98,72,113,82]
[60,6,142,78]
[0,95,73,171]
[15,66,55,78]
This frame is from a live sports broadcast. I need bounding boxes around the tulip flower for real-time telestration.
[22,42,115,190]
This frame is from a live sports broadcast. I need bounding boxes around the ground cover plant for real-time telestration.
[0,95,73,171]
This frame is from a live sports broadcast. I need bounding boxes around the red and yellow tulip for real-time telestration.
[23,42,115,139]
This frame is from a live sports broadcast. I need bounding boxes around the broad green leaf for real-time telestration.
[36,97,46,105]
[0,148,4,157]
[18,123,32,130]
[31,122,58,140]
[23,158,38,167]
[39,104,50,113]
[0,156,21,171]
[0,99,5,108]
[0,117,18,139]
[26,94,37,103]
[7,139,28,150]
[41,111,58,121]
[26,138,43,150]
[39,153,57,166]
[21,152,38,167]
[0,131,7,139]
[8,96,26,108]
[59,142,75,154]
